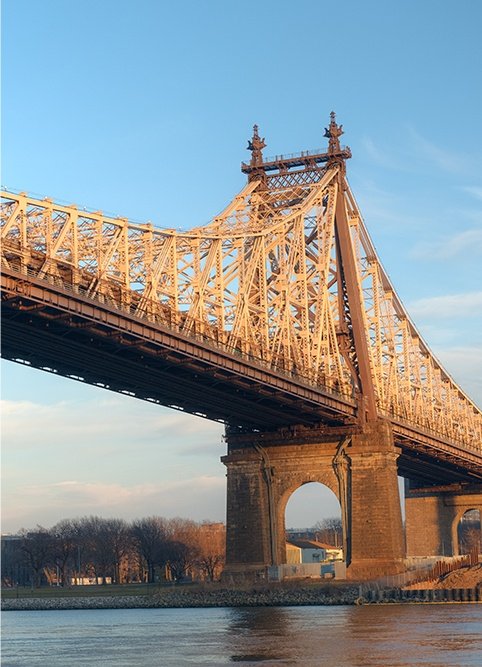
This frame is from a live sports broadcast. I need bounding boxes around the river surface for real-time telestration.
[2,605,481,666]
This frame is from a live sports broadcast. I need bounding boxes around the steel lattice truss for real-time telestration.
[1,160,481,450]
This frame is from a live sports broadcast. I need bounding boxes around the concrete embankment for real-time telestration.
[2,585,359,611]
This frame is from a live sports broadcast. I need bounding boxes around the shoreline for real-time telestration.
[2,586,359,611]
[3,584,481,611]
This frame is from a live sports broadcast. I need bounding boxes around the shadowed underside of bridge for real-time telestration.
[1,270,354,431]
[2,271,479,486]
[2,114,481,578]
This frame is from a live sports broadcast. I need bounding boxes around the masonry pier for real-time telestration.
[405,483,482,557]
[222,420,405,582]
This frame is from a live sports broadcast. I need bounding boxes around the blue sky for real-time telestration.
[2,0,481,533]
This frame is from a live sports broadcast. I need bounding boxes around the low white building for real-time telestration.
[286,539,343,564]
[286,539,326,564]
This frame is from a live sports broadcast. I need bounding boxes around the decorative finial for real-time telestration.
[324,111,344,156]
[247,124,266,167]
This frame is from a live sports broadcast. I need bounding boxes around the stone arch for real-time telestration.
[274,466,342,565]
[278,474,340,527]
[223,422,407,579]
[282,480,342,560]
[406,488,482,558]
[455,508,481,555]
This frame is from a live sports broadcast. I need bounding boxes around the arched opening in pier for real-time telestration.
[284,482,342,566]
[457,509,481,555]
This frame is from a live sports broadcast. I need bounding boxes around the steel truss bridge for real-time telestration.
[2,114,481,487]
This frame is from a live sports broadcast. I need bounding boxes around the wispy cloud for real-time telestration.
[432,345,482,409]
[460,186,482,201]
[406,126,469,174]
[350,176,424,229]
[360,136,403,170]
[410,228,482,259]
[2,476,226,532]
[0,397,223,451]
[408,291,482,319]
[361,129,477,177]
[1,395,226,532]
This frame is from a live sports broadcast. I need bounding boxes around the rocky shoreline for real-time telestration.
[4,583,481,611]
[2,585,360,611]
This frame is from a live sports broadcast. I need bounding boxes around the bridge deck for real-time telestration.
[2,266,481,486]
[1,266,355,430]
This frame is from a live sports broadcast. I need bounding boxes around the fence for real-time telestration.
[358,550,480,594]
[268,561,346,581]
[407,549,479,586]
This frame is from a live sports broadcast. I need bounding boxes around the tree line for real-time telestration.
[1,516,225,588]
[2,514,348,589]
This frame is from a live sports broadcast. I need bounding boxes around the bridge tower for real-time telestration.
[223,115,405,580]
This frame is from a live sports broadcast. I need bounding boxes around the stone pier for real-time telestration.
[222,419,405,581]
[405,483,482,557]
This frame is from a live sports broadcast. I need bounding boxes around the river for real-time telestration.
[2,604,481,666]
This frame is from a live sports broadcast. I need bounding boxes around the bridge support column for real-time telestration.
[405,484,482,557]
[221,421,406,582]
[221,438,341,582]
[222,448,275,581]
[346,420,405,579]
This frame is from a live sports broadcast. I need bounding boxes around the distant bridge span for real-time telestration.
[2,114,481,578]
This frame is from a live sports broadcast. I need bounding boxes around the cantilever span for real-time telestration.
[1,116,481,485]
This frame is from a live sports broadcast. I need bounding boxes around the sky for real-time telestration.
[1,0,481,534]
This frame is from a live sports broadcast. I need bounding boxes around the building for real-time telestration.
[286,539,325,564]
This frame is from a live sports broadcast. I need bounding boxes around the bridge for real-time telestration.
[2,113,481,579]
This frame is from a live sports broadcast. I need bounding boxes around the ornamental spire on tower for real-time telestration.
[247,124,266,168]
[324,111,344,157]
[241,113,350,184]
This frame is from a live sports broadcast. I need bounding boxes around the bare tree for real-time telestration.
[1,536,27,587]
[6,515,226,587]
[18,526,53,587]
[103,518,131,583]
[131,516,168,583]
[50,519,77,586]
[69,517,92,583]
[312,517,342,547]
[195,522,225,581]
[165,540,196,582]
[458,510,481,554]
[165,518,200,581]
[76,516,131,584]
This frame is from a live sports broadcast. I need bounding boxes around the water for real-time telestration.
[2,605,481,666]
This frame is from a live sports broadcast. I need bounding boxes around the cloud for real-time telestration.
[460,186,482,201]
[350,177,424,230]
[2,476,226,533]
[1,394,226,531]
[179,441,226,457]
[0,396,223,452]
[410,228,482,260]
[433,346,482,408]
[408,291,482,319]
[360,136,403,170]
[407,126,469,173]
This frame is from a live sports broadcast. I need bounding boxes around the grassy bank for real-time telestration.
[1,582,163,599]
[3,578,354,600]
[2,581,360,611]
[2,579,351,601]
